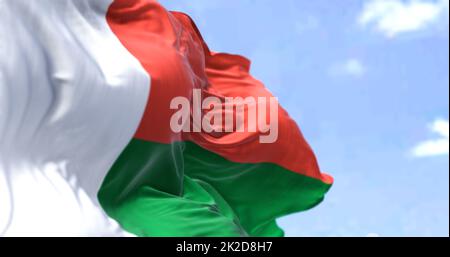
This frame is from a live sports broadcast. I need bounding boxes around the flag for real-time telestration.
[0,0,332,236]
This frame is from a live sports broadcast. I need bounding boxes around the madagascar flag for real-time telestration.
[98,0,333,237]
[0,0,332,236]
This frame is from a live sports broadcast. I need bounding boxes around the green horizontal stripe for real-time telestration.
[98,139,332,237]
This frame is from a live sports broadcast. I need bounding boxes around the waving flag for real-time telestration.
[0,0,332,236]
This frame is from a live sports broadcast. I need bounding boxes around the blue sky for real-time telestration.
[160,0,449,237]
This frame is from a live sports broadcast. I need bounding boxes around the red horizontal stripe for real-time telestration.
[106,0,333,184]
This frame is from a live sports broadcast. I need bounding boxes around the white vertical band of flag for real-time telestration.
[0,0,150,236]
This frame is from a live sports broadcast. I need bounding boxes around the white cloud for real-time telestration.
[366,232,381,237]
[295,15,320,34]
[412,119,449,157]
[359,0,449,38]
[330,58,366,78]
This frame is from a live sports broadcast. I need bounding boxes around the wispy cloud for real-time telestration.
[330,58,366,78]
[358,0,449,38]
[412,119,449,157]
[295,15,320,34]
